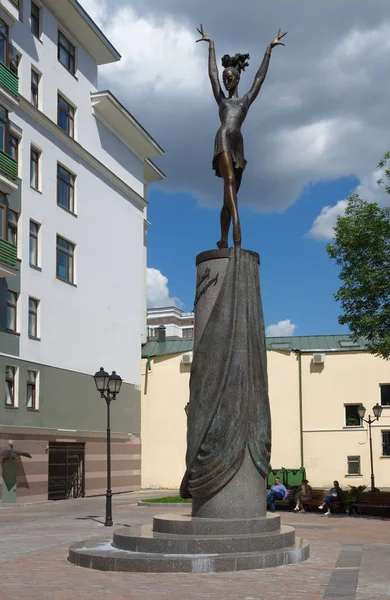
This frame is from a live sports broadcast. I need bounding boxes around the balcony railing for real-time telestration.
[0,150,17,180]
[0,62,18,97]
[9,0,20,7]
[0,238,17,268]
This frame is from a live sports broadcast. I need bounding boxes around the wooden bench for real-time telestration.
[302,489,344,514]
[355,492,390,517]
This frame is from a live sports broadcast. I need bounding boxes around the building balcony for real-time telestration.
[0,62,18,99]
[0,238,17,277]
[0,150,17,182]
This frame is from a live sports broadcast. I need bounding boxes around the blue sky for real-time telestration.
[82,0,390,336]
[147,176,359,335]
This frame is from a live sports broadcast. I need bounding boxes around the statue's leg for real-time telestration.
[217,198,230,249]
[218,152,241,247]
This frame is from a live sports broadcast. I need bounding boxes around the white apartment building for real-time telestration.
[147,306,194,340]
[0,0,164,503]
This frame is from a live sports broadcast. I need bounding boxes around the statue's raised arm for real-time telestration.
[245,29,287,107]
[196,24,225,105]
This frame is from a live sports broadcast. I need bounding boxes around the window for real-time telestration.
[8,133,19,163]
[0,19,9,66]
[0,108,20,161]
[7,209,18,246]
[58,31,75,74]
[29,220,40,266]
[57,164,75,212]
[345,404,362,427]
[28,297,39,338]
[57,94,74,137]
[6,290,17,332]
[382,431,390,457]
[0,202,5,239]
[0,105,8,153]
[347,456,361,475]
[31,69,40,108]
[5,366,16,406]
[27,370,38,409]
[56,235,75,283]
[183,328,194,339]
[30,147,40,189]
[380,384,390,407]
[31,2,40,38]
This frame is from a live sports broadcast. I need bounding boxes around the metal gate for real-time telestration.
[48,442,85,500]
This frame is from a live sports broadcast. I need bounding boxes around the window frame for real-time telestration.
[380,384,390,407]
[0,105,9,155]
[31,68,40,108]
[0,196,7,239]
[26,369,38,410]
[382,431,390,457]
[57,94,75,137]
[344,404,362,427]
[30,146,40,190]
[28,296,39,339]
[5,365,16,407]
[57,163,75,213]
[7,208,18,247]
[8,132,19,163]
[56,235,75,284]
[0,18,9,67]
[31,2,40,38]
[347,455,361,476]
[29,220,40,267]
[6,290,17,333]
[57,30,76,75]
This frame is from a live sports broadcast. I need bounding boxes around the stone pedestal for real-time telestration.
[68,248,310,573]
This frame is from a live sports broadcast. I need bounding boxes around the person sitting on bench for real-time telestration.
[293,479,313,513]
[267,477,288,512]
[318,481,342,515]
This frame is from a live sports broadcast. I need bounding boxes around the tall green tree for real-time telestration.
[327,154,390,359]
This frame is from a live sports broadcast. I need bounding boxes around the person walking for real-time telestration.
[267,477,288,512]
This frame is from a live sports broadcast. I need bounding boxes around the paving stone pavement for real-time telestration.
[0,491,389,600]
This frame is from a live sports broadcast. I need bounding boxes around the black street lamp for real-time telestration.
[357,403,383,492]
[93,367,123,526]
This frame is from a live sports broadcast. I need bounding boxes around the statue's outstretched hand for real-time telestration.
[196,24,212,43]
[270,29,287,48]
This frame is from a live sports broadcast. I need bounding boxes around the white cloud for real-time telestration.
[82,0,202,95]
[147,268,182,308]
[308,168,388,241]
[266,320,297,337]
[79,0,390,214]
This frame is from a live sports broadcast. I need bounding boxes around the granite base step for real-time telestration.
[113,524,295,554]
[152,512,280,535]
[69,537,310,573]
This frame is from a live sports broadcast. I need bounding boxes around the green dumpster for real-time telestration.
[285,468,306,487]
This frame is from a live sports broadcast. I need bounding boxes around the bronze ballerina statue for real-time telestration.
[196,25,287,249]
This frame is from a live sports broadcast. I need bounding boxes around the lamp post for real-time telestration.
[93,367,123,526]
[357,403,383,492]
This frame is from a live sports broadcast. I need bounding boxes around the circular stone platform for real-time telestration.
[68,512,310,573]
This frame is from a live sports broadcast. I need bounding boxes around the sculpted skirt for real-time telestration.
[212,126,247,177]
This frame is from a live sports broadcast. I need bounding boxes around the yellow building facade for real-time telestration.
[141,335,390,490]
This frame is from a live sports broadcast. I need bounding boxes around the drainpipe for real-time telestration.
[292,349,304,469]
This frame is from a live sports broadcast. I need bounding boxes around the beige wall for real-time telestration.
[141,355,190,488]
[141,350,390,490]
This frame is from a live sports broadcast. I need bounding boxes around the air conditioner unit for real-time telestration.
[312,353,325,364]
[182,353,193,365]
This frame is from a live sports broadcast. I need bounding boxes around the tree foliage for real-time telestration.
[327,155,390,359]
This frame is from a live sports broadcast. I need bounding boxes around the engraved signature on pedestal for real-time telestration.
[194,269,219,308]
